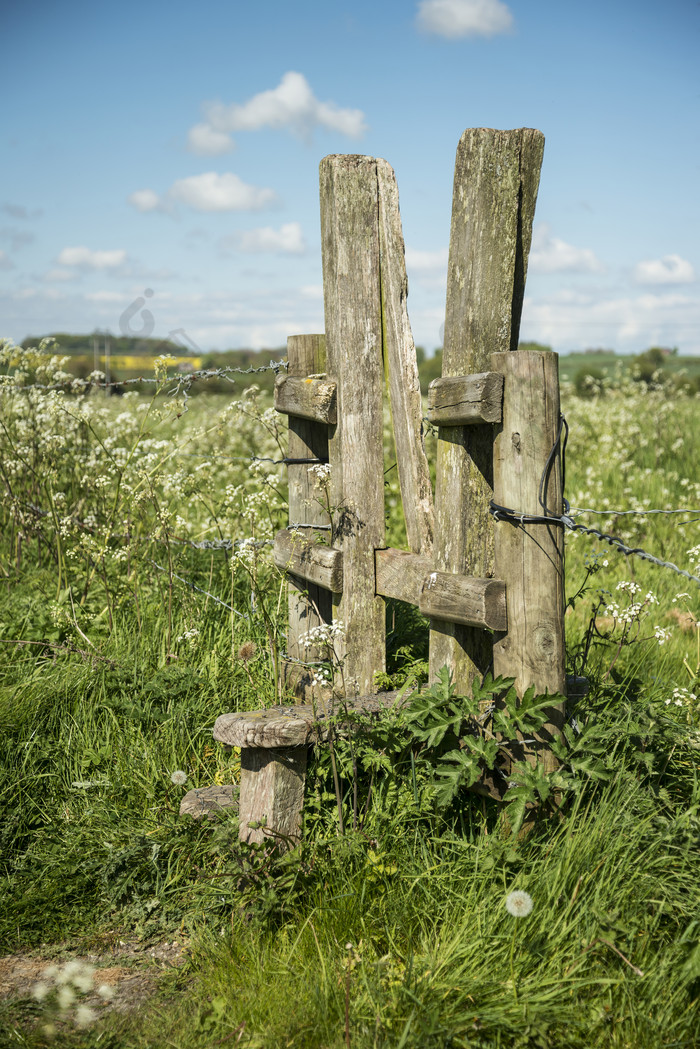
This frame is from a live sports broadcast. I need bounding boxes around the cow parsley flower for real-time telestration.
[75,1004,97,1027]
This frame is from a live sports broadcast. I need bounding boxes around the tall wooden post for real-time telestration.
[429,128,544,693]
[320,155,386,696]
[492,350,566,770]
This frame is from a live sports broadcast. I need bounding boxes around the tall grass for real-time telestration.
[0,341,698,1048]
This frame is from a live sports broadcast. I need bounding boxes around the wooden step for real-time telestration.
[213,690,408,749]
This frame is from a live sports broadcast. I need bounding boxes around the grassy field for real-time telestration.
[557,350,700,390]
[0,339,698,1048]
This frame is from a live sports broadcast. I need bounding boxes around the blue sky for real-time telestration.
[2,0,699,355]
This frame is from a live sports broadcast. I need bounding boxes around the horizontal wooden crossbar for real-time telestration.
[427,371,503,425]
[274,529,343,592]
[274,373,337,424]
[275,537,506,630]
[375,548,507,631]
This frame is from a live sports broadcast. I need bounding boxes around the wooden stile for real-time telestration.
[211,128,576,849]
[430,128,545,692]
[320,155,386,695]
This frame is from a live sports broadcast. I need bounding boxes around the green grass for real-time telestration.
[0,341,698,1047]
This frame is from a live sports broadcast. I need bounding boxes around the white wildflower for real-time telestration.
[616,581,641,595]
[299,621,345,648]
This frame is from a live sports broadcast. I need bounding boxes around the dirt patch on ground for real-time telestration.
[0,938,189,1022]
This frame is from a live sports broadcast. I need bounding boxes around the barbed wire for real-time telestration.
[148,559,249,618]
[570,506,700,518]
[490,414,700,586]
[0,360,287,395]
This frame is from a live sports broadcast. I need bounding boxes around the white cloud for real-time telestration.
[188,71,367,154]
[0,249,13,271]
[416,0,513,38]
[170,173,277,212]
[235,223,306,255]
[130,173,278,215]
[529,224,603,274]
[127,188,170,213]
[521,288,700,353]
[633,254,696,285]
[57,246,127,270]
[187,123,235,156]
[405,246,448,272]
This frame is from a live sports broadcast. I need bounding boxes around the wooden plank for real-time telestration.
[274,529,343,592]
[491,350,566,773]
[320,154,386,695]
[427,372,503,426]
[374,548,432,606]
[214,691,410,748]
[274,374,337,424]
[374,548,506,629]
[429,128,544,692]
[376,158,435,556]
[238,747,307,848]
[419,571,506,631]
[283,334,333,698]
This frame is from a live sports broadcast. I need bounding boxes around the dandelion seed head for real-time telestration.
[505,890,533,918]
[170,770,188,786]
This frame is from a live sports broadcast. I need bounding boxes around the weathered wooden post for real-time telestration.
[320,155,387,696]
[376,158,434,558]
[492,350,566,770]
[429,127,545,693]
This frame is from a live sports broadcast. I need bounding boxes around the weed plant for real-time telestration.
[0,341,698,1048]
